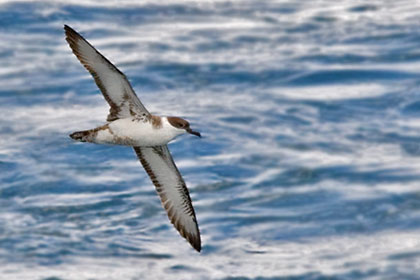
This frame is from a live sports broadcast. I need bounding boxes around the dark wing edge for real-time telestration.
[64,25,150,121]
[133,146,201,252]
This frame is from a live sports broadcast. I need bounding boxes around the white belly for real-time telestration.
[94,118,177,147]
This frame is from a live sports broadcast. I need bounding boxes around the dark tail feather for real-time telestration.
[70,130,91,142]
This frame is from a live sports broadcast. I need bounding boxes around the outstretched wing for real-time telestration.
[133,145,201,252]
[64,25,150,121]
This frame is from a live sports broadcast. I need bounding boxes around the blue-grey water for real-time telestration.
[1,1,420,279]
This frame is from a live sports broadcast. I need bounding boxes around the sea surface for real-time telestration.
[1,1,420,279]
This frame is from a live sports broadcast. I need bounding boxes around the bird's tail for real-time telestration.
[70,130,92,142]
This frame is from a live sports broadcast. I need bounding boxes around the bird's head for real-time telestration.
[167,116,201,138]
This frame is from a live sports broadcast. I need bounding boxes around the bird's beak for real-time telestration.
[186,128,201,138]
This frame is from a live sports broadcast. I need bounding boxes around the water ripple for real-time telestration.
[1,0,420,279]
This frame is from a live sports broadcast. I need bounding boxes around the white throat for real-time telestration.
[161,116,186,139]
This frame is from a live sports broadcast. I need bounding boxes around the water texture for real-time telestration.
[1,0,420,279]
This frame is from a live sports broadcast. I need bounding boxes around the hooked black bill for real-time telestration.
[187,128,201,138]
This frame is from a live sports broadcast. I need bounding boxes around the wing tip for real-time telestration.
[180,221,202,252]
[63,24,97,76]
[170,213,202,252]
[64,24,81,51]
[162,200,202,252]
[189,234,202,252]
[64,24,77,39]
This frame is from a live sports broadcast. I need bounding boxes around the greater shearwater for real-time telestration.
[64,25,201,252]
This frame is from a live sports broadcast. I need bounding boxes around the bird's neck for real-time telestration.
[150,115,163,129]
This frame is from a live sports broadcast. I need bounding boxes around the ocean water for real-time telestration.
[1,0,420,279]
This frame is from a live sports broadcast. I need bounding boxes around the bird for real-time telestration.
[64,25,202,252]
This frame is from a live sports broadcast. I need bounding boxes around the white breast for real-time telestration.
[95,117,184,147]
